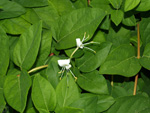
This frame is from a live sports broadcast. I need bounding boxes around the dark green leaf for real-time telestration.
[77,70,108,94]
[111,10,123,26]
[122,14,136,26]
[42,56,60,89]
[73,0,87,9]
[13,21,42,70]
[1,17,31,35]
[76,42,112,72]
[55,73,80,112]
[70,94,98,113]
[4,70,31,112]
[32,74,56,112]
[124,0,140,12]
[107,95,150,113]
[35,29,52,66]
[0,27,9,77]
[0,0,26,19]
[52,8,106,49]
[13,0,48,7]
[100,44,141,77]
[140,43,150,70]
[100,15,110,30]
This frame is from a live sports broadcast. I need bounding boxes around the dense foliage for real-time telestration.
[0,0,150,113]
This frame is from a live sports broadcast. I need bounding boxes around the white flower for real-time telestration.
[76,32,99,53]
[58,59,77,80]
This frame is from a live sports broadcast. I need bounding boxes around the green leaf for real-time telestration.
[70,94,98,113]
[13,0,48,7]
[13,21,42,70]
[107,95,150,113]
[136,0,150,11]
[100,15,110,30]
[50,0,75,15]
[55,73,80,112]
[77,70,108,94]
[42,56,60,89]
[122,13,136,26]
[4,70,31,113]
[100,44,141,77]
[1,17,31,35]
[0,0,26,19]
[140,18,150,46]
[76,42,112,72]
[109,0,122,9]
[73,0,88,9]
[52,8,106,49]
[124,0,140,12]
[90,0,112,14]
[32,74,56,112]
[35,29,52,66]
[140,43,150,70]
[57,107,84,113]
[0,27,9,77]
[111,10,123,26]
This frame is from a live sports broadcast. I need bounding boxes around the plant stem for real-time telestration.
[133,23,140,95]
[111,75,114,86]
[70,47,79,59]
[28,65,48,74]
[88,0,90,6]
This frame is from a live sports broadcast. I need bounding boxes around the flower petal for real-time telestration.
[58,59,70,67]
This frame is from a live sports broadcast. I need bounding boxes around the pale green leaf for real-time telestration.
[32,74,56,112]
[4,70,31,113]
[124,0,140,12]
[136,0,150,11]
[57,107,84,113]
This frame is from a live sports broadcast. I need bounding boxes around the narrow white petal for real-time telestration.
[76,38,83,48]
[58,59,70,67]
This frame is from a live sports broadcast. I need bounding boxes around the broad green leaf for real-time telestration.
[1,17,31,35]
[57,107,84,113]
[107,95,150,113]
[50,0,75,15]
[42,56,60,89]
[13,21,42,70]
[111,10,123,26]
[52,8,106,49]
[140,43,150,70]
[70,94,98,113]
[22,4,59,29]
[122,14,136,26]
[90,0,112,14]
[109,0,122,9]
[124,0,140,12]
[55,73,80,112]
[100,44,141,77]
[35,29,52,66]
[26,107,37,113]
[0,0,26,19]
[32,74,56,112]
[93,31,106,43]
[0,27,9,77]
[33,3,59,29]
[77,70,108,94]
[4,70,31,113]
[79,93,115,113]
[76,42,112,72]
[13,0,48,7]
[140,18,150,46]
[65,48,84,58]
[136,0,150,11]
[140,108,150,113]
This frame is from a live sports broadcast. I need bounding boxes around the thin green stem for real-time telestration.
[28,65,48,74]
[70,47,79,59]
